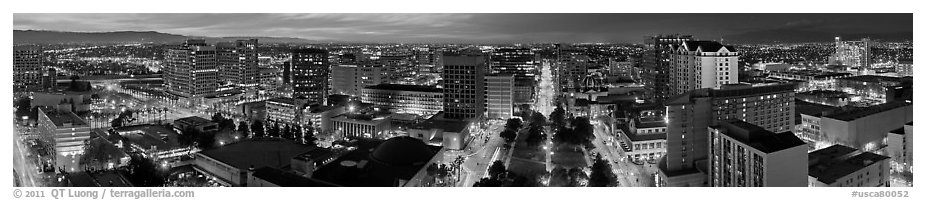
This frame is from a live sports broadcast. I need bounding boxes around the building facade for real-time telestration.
[14,46,44,91]
[331,64,388,97]
[291,48,330,105]
[485,75,515,119]
[808,145,890,187]
[490,47,536,76]
[164,40,219,98]
[441,53,487,120]
[37,108,92,172]
[671,41,739,95]
[831,37,871,73]
[217,39,259,87]
[708,120,808,187]
[642,34,693,102]
[360,84,443,116]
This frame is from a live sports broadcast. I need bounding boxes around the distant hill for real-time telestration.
[724,29,912,44]
[14,30,320,44]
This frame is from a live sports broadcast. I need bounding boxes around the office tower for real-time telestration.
[808,145,890,187]
[164,40,219,98]
[658,83,795,187]
[708,120,807,187]
[217,39,259,87]
[490,47,536,76]
[361,84,443,116]
[512,75,536,105]
[441,52,487,120]
[331,64,387,97]
[14,46,44,91]
[485,75,515,119]
[671,41,739,95]
[559,54,590,91]
[832,37,871,73]
[282,61,292,84]
[291,48,330,105]
[643,34,693,102]
[41,68,57,92]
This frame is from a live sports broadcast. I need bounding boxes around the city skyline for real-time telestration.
[14,13,913,43]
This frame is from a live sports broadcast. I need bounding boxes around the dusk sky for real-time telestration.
[13,13,912,43]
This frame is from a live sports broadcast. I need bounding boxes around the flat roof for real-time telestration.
[838,75,905,84]
[198,138,315,170]
[310,138,441,187]
[267,97,296,105]
[716,121,805,153]
[250,167,332,187]
[364,84,442,93]
[411,117,470,133]
[808,145,890,184]
[174,116,212,125]
[115,125,180,150]
[619,125,666,142]
[43,109,87,127]
[824,101,911,121]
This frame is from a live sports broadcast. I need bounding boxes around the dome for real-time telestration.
[370,136,434,166]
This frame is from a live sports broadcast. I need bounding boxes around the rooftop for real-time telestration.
[665,83,795,105]
[679,41,736,52]
[808,145,891,184]
[838,75,906,84]
[174,116,212,125]
[42,109,87,127]
[619,125,666,142]
[311,137,441,187]
[714,120,806,153]
[250,167,332,187]
[364,84,442,93]
[197,138,315,171]
[824,101,911,121]
[411,116,470,133]
[66,171,134,187]
[795,100,839,117]
[267,97,296,106]
[114,125,181,150]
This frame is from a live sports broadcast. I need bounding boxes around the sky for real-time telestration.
[13,13,913,43]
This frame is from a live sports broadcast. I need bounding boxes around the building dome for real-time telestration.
[370,136,434,166]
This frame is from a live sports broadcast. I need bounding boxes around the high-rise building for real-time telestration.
[485,75,515,119]
[41,68,57,92]
[164,40,219,98]
[490,47,536,76]
[441,52,487,120]
[291,48,330,105]
[708,120,807,187]
[14,46,44,91]
[217,39,259,87]
[559,54,590,91]
[831,37,871,73]
[658,83,795,187]
[512,75,536,105]
[331,64,387,97]
[643,34,693,102]
[671,41,739,95]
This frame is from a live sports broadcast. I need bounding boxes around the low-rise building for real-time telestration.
[408,114,472,150]
[193,138,316,187]
[887,122,912,172]
[808,145,890,187]
[819,101,912,152]
[37,108,92,172]
[331,113,392,139]
[174,116,219,133]
[361,84,443,116]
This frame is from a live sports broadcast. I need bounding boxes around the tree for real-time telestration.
[525,125,546,147]
[282,124,293,140]
[588,154,615,187]
[220,119,235,131]
[303,125,317,146]
[488,160,507,179]
[530,111,547,127]
[268,122,281,138]
[500,129,517,143]
[110,110,136,128]
[126,153,167,187]
[251,120,265,138]
[550,106,566,129]
[504,118,522,131]
[14,97,31,120]
[237,121,250,136]
[211,113,225,123]
[473,177,503,187]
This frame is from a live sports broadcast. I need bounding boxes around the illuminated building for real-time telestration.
[310,137,444,187]
[301,105,345,134]
[360,84,443,116]
[217,39,259,87]
[808,145,889,187]
[331,113,392,139]
[331,64,388,97]
[831,37,871,73]
[490,47,536,76]
[266,97,303,125]
[642,34,693,102]
[618,119,667,163]
[193,138,317,186]
[818,101,912,152]
[408,113,472,150]
[14,46,43,91]
[766,70,852,91]
[291,48,330,105]
[835,75,912,103]
[36,107,92,172]
[895,59,913,77]
[559,54,590,91]
[886,122,912,172]
[485,75,515,119]
[671,40,739,95]
[512,75,535,105]
[173,116,219,133]
[708,120,807,187]
[441,52,487,120]
[164,40,219,98]
[658,83,795,187]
